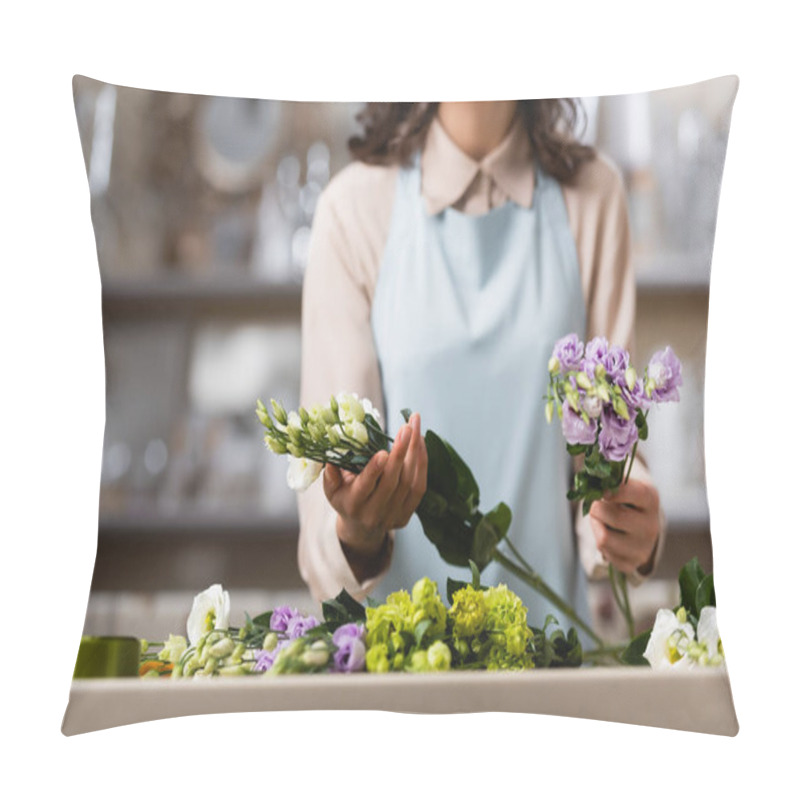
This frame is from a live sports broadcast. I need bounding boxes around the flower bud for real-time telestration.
[676,607,688,624]
[576,371,593,391]
[202,657,218,675]
[330,395,339,414]
[594,363,607,380]
[545,399,554,424]
[299,407,309,425]
[596,381,610,403]
[301,647,330,668]
[265,435,288,454]
[625,366,638,391]
[612,395,631,421]
[262,632,279,651]
[208,637,235,659]
[288,426,303,445]
[547,356,560,374]
[270,399,288,425]
[287,443,303,458]
[287,410,303,431]
[645,378,655,398]
[327,425,341,446]
[218,664,250,677]
[256,405,270,427]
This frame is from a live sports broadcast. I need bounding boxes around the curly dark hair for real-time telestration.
[348,100,595,184]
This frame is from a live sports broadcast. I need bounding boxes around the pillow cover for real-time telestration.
[63,75,738,736]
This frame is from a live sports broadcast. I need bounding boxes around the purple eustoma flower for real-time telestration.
[620,377,651,412]
[269,605,299,632]
[286,614,321,640]
[551,333,584,373]
[331,623,366,673]
[598,407,639,461]
[583,337,629,382]
[648,347,683,403]
[253,639,290,672]
[561,400,598,446]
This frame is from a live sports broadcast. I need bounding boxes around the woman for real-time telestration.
[297,100,663,628]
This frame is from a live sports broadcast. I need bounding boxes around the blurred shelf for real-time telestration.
[98,509,298,537]
[635,251,710,291]
[102,277,302,319]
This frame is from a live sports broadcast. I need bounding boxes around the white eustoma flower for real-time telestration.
[187,584,231,646]
[697,606,725,667]
[286,455,323,491]
[344,420,369,446]
[582,394,603,419]
[361,397,381,424]
[336,392,366,423]
[287,410,303,431]
[643,608,696,669]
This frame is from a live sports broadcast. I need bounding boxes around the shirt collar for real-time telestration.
[420,113,535,215]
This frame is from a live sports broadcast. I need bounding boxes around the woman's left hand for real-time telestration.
[588,479,660,575]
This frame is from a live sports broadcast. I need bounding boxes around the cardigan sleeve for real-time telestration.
[295,168,396,603]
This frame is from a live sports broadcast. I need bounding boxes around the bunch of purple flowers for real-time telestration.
[253,605,366,675]
[546,334,682,514]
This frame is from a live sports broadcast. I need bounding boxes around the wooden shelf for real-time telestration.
[98,509,298,537]
[101,278,302,319]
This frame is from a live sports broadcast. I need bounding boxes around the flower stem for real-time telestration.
[608,566,635,640]
[493,547,604,648]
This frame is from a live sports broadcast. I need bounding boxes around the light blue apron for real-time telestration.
[370,155,590,634]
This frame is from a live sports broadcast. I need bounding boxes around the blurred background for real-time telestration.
[74,75,737,641]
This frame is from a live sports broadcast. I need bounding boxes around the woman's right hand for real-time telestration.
[323,412,428,582]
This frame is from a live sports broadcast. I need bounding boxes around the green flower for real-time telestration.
[366,643,390,673]
[449,585,487,637]
[426,641,452,671]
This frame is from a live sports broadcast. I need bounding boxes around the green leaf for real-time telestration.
[401,408,412,423]
[332,589,367,621]
[446,578,470,605]
[424,430,458,499]
[469,519,497,571]
[678,557,706,617]
[621,630,651,666]
[442,438,481,507]
[417,489,448,518]
[695,574,716,612]
[251,611,273,628]
[567,443,587,456]
[320,589,366,631]
[469,503,511,571]
[483,502,512,539]
[584,457,612,479]
[365,596,380,609]
[414,619,432,646]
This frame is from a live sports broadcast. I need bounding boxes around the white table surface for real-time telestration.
[63,666,738,736]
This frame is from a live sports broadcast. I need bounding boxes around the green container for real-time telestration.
[73,636,141,679]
